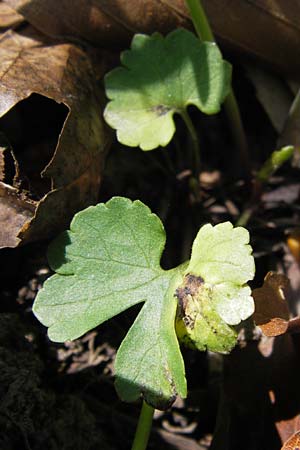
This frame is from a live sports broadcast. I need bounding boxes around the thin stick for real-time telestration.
[131,401,154,450]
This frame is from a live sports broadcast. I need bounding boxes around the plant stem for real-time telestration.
[147,151,170,178]
[223,91,251,178]
[288,87,300,120]
[131,401,154,450]
[236,146,294,227]
[162,147,177,175]
[235,206,254,228]
[185,0,251,180]
[256,145,294,183]
[180,108,201,175]
[185,0,214,41]
[278,87,300,149]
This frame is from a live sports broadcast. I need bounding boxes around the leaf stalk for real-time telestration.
[131,401,154,450]
[236,146,294,227]
[180,108,201,175]
[185,0,251,180]
[184,0,214,41]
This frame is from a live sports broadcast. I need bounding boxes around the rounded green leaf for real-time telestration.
[104,28,231,150]
[32,199,255,408]
[33,197,166,342]
[33,197,187,409]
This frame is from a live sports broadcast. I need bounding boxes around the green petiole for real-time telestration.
[185,0,251,179]
[131,401,154,450]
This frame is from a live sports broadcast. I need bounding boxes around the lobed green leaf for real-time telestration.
[33,197,186,409]
[33,200,255,407]
[104,28,231,150]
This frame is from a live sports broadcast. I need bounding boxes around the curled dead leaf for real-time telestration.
[281,430,300,450]
[3,0,189,47]
[4,0,300,77]
[0,27,110,248]
[0,2,24,31]
[253,272,290,337]
[277,414,300,449]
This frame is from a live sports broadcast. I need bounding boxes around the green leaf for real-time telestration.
[33,197,186,409]
[33,200,255,407]
[104,28,231,150]
[175,222,254,353]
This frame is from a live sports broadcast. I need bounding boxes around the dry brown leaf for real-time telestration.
[4,0,300,77]
[0,2,24,31]
[277,416,300,448]
[3,0,189,47]
[253,272,290,337]
[0,26,110,248]
[281,430,300,450]
[200,0,300,77]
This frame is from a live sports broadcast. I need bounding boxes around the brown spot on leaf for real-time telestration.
[152,105,171,116]
[253,272,290,337]
[175,273,204,318]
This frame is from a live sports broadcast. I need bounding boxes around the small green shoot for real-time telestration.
[33,197,255,410]
[256,145,294,183]
[236,145,295,227]
[104,28,231,151]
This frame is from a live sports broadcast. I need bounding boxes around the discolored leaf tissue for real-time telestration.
[176,222,255,353]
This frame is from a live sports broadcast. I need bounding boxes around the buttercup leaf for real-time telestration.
[104,28,231,150]
[33,200,254,407]
[33,197,186,409]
